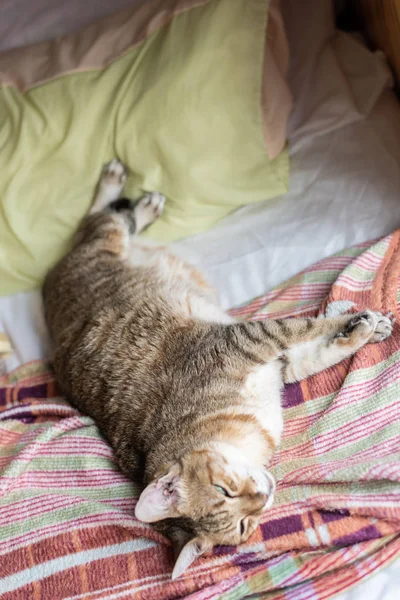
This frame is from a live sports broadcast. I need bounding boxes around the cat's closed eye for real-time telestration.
[214,484,230,497]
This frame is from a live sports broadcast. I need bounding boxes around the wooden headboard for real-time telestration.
[352,0,400,88]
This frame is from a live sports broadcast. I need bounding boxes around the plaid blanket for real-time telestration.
[1,232,400,599]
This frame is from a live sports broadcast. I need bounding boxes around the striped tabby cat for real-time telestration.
[43,160,393,579]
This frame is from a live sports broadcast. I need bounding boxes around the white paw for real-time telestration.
[135,191,166,233]
[344,310,377,337]
[140,191,165,215]
[370,312,394,343]
[100,159,127,200]
[345,310,394,344]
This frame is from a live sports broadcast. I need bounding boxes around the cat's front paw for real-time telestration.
[341,310,393,344]
[369,312,394,343]
[346,310,378,335]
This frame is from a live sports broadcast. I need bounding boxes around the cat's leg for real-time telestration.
[91,162,225,320]
[125,192,166,234]
[90,159,127,214]
[91,159,165,233]
[81,159,165,257]
[227,310,393,371]
[281,311,393,383]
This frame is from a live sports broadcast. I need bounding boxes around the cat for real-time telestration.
[43,159,393,579]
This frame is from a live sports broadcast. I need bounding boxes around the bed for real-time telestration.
[0,1,399,598]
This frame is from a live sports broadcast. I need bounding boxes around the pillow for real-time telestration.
[0,0,291,297]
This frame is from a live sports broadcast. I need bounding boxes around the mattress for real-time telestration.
[1,1,400,597]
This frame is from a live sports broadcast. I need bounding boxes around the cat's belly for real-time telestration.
[128,241,233,324]
[240,361,284,446]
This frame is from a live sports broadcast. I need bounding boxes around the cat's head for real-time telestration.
[135,448,275,579]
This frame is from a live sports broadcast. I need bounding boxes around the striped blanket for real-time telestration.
[1,232,400,599]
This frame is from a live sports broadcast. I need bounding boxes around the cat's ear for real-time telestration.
[172,537,212,580]
[135,464,181,523]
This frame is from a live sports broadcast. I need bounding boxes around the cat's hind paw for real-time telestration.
[134,192,166,233]
[100,159,127,196]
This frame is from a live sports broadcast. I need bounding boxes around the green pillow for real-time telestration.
[0,0,289,296]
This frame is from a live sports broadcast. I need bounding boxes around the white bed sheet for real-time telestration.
[0,0,141,51]
[1,1,399,596]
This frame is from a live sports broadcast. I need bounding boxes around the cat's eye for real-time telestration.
[214,485,229,497]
